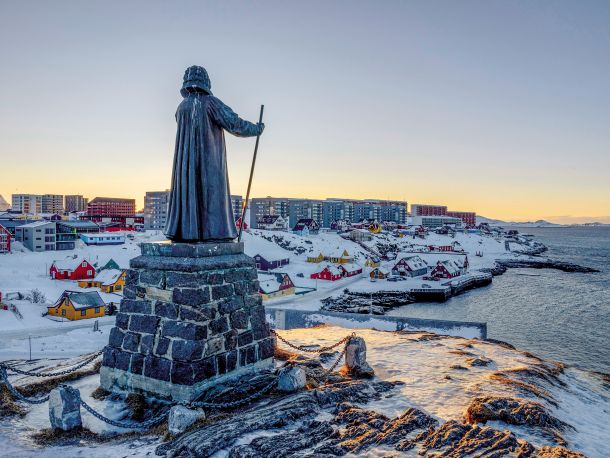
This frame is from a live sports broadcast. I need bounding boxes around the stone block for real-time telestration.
[115,350,131,372]
[122,332,141,352]
[171,361,196,385]
[237,331,253,347]
[168,405,205,435]
[258,337,276,360]
[139,269,165,288]
[108,327,125,348]
[194,357,217,379]
[172,339,205,361]
[129,315,159,334]
[131,353,145,375]
[49,386,82,431]
[145,287,173,302]
[162,320,207,340]
[173,287,210,306]
[155,301,179,319]
[218,297,244,315]
[239,345,257,367]
[166,271,200,288]
[123,284,136,299]
[230,309,248,329]
[277,366,307,392]
[121,299,152,315]
[130,253,255,273]
[224,329,238,351]
[115,313,130,330]
[125,269,139,286]
[180,304,216,322]
[204,336,224,356]
[226,350,238,372]
[144,355,171,382]
[154,337,170,357]
[209,316,229,335]
[211,284,234,301]
[140,334,154,355]
[206,272,224,285]
[102,347,117,368]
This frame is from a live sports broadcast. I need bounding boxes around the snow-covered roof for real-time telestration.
[54,290,105,310]
[435,260,461,275]
[52,258,89,271]
[92,269,124,286]
[258,272,292,294]
[340,262,362,272]
[321,264,342,276]
[18,220,54,229]
[403,255,427,270]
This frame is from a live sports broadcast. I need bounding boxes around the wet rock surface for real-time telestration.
[495,258,598,273]
[321,289,413,314]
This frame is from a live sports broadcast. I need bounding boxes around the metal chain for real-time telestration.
[61,386,169,430]
[190,376,278,409]
[0,367,50,404]
[271,329,354,354]
[0,351,103,378]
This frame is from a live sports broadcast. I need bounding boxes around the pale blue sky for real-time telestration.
[1,1,609,222]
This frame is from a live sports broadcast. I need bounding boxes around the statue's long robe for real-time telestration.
[165,94,260,242]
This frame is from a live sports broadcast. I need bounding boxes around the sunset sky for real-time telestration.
[1,1,609,223]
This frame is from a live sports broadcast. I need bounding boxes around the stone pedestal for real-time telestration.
[100,241,274,402]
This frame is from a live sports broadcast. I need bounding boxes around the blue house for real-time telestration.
[80,232,125,246]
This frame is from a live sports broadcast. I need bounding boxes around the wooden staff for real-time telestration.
[238,104,264,242]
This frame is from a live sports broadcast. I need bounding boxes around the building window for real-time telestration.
[115,284,122,291]
[61,309,66,316]
[81,310,86,316]
[87,270,92,275]
[94,307,100,314]
[82,262,86,267]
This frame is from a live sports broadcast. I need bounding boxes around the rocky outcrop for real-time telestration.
[495,258,598,273]
[321,289,413,314]
[420,420,535,456]
[465,396,571,443]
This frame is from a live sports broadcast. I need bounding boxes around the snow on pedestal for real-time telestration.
[49,386,82,431]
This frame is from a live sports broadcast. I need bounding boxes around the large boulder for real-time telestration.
[277,365,307,392]
[49,386,82,431]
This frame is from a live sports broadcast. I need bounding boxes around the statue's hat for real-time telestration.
[181,65,212,96]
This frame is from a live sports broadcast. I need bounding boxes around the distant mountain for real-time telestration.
[477,216,561,228]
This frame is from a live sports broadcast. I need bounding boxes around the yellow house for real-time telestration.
[78,269,126,293]
[47,290,105,321]
[307,252,325,263]
[364,256,381,268]
[258,273,296,301]
[328,249,352,264]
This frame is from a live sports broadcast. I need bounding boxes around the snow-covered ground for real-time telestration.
[1,326,607,457]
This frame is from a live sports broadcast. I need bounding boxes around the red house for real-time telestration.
[0,224,11,253]
[310,265,343,281]
[430,260,461,279]
[50,259,96,280]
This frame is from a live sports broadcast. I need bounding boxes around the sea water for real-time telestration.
[389,226,610,373]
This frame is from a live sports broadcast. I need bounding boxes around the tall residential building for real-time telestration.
[87,197,136,217]
[65,195,89,213]
[249,197,291,228]
[411,204,448,217]
[41,194,64,214]
[144,190,170,230]
[14,220,57,252]
[11,194,42,215]
[230,195,243,222]
[446,211,477,227]
[288,199,324,227]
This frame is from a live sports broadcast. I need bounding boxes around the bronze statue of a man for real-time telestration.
[165,66,264,242]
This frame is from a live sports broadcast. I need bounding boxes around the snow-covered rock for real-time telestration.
[277,365,307,392]
[48,386,82,431]
[344,336,375,378]
[168,405,205,435]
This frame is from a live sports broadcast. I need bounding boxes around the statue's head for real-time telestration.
[181,65,212,97]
